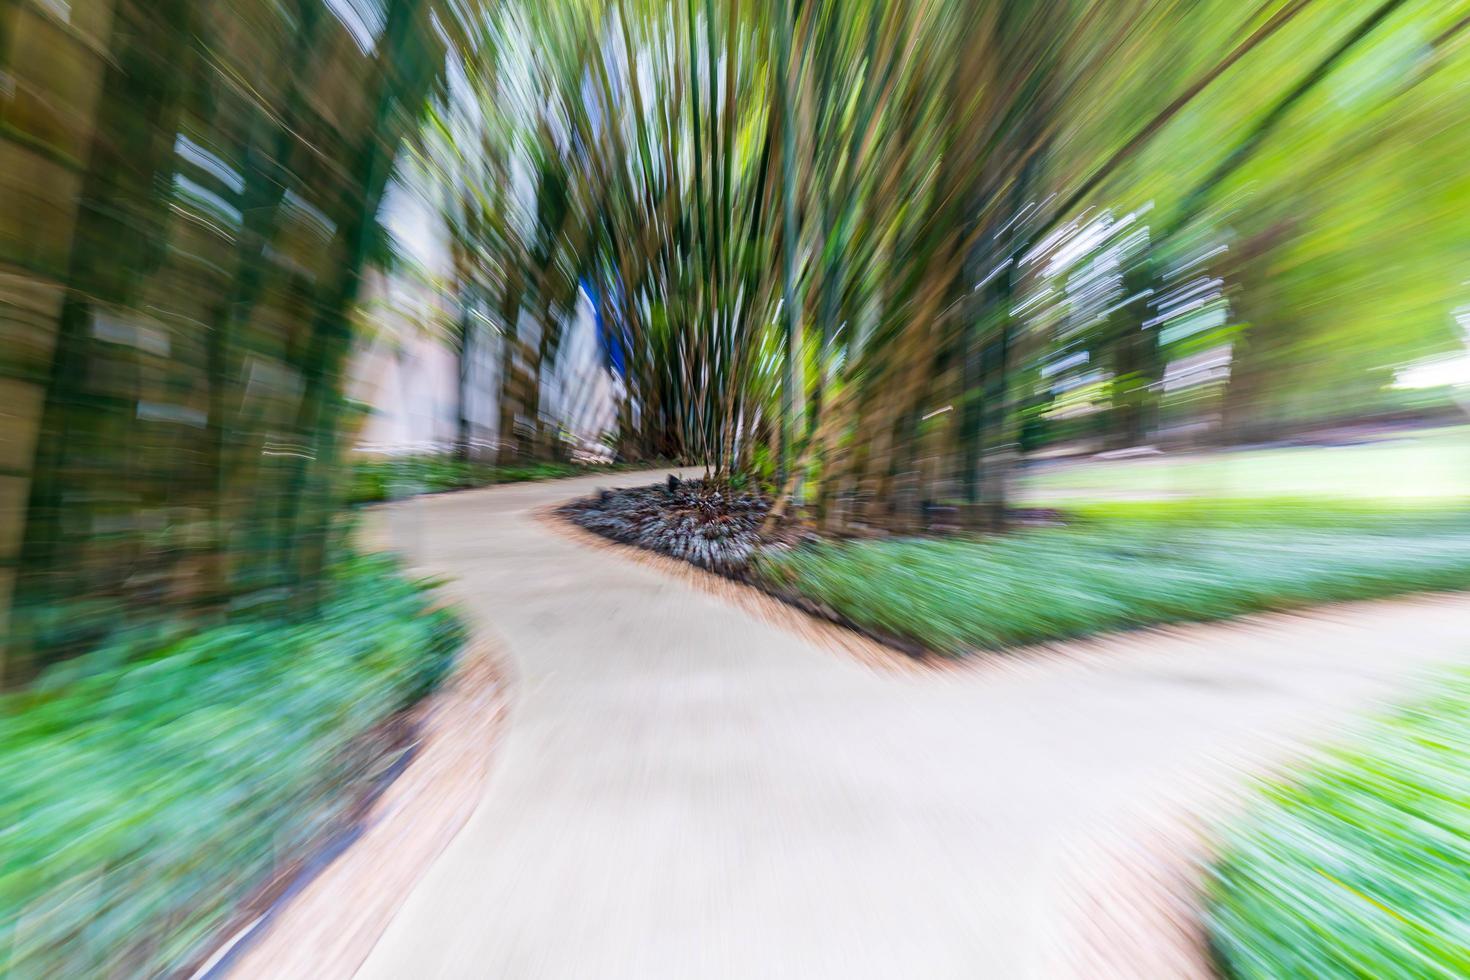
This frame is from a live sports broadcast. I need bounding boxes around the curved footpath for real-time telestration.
[348,469,1470,978]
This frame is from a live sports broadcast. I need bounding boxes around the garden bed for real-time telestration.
[754,521,1470,655]
[562,484,1470,658]
[216,632,506,979]
[558,475,780,576]
[0,555,465,979]
[1205,665,1470,977]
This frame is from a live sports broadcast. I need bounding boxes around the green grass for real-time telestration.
[1021,426,1470,503]
[0,555,463,979]
[1068,496,1470,529]
[754,500,1470,655]
[1205,666,1470,978]
[347,454,633,504]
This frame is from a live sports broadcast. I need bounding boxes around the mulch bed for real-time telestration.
[556,476,942,660]
[557,476,1070,663]
[558,475,783,576]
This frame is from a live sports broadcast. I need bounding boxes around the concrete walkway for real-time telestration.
[357,469,1470,978]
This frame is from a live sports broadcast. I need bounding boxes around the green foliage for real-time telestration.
[749,444,777,487]
[0,0,494,683]
[430,0,1470,515]
[754,503,1470,655]
[0,556,464,979]
[1205,667,1470,978]
[347,455,622,504]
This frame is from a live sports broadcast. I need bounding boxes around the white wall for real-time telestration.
[348,179,619,457]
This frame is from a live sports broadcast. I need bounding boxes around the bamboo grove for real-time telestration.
[421,0,1470,528]
[0,0,484,678]
[4,0,1467,675]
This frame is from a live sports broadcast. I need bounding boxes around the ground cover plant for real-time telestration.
[349,455,634,504]
[1205,666,1470,978]
[564,483,1470,656]
[751,500,1470,655]
[0,556,464,979]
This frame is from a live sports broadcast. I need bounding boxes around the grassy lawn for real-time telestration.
[1021,426,1470,503]
[753,499,1470,655]
[1205,666,1470,978]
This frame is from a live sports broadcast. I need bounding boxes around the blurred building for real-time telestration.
[349,183,620,459]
